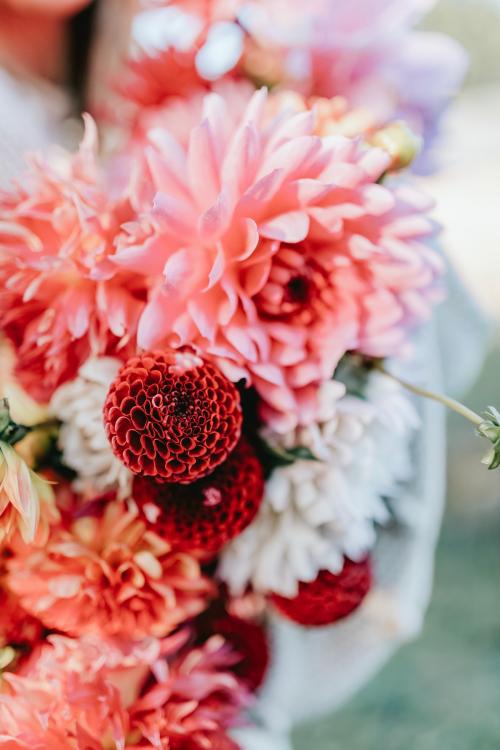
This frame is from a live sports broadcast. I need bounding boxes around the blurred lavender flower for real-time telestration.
[242,0,468,172]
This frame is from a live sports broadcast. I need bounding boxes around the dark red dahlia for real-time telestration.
[132,439,264,554]
[270,558,372,627]
[214,614,270,692]
[104,350,242,484]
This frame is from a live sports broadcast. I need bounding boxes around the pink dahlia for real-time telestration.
[144,0,243,25]
[131,635,248,750]
[120,46,206,115]
[0,116,145,402]
[0,632,247,750]
[0,634,130,749]
[7,497,214,638]
[0,660,126,750]
[114,86,442,430]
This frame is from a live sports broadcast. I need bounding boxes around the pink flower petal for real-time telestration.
[259,211,310,243]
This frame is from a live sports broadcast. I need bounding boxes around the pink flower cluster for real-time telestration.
[0,118,146,402]
[1,87,442,429]
[0,631,247,749]
[128,0,466,171]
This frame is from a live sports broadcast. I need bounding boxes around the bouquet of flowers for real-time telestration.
[0,1,497,747]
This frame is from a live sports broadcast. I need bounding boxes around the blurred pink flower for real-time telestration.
[114,86,442,430]
[0,664,126,750]
[0,116,146,402]
[131,635,248,750]
[243,0,467,172]
[0,634,130,749]
[120,46,206,114]
[0,632,247,750]
[7,497,214,638]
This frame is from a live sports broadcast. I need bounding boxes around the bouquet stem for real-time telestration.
[373,362,500,470]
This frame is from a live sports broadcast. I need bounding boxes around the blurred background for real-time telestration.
[295,0,500,746]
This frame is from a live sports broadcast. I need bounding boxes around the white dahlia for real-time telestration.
[50,358,132,497]
[219,372,419,597]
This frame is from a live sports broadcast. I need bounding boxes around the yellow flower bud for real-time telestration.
[371,121,422,171]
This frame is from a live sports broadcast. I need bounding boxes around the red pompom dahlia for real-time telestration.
[270,558,372,627]
[213,614,270,692]
[104,349,242,484]
[133,438,264,554]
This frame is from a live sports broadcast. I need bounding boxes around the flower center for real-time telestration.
[285,275,313,306]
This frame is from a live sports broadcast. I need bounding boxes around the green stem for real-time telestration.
[29,418,60,432]
[374,363,483,427]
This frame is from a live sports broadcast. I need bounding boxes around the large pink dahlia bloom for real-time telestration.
[0,658,126,750]
[114,87,442,430]
[0,117,146,402]
[144,0,244,24]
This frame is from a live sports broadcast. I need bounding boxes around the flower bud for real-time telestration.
[371,121,422,171]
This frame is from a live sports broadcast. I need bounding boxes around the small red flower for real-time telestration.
[213,614,269,692]
[270,558,372,627]
[133,439,264,554]
[104,350,242,484]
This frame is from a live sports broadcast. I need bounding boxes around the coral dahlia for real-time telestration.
[104,349,242,484]
[0,116,145,402]
[270,558,372,626]
[133,438,264,554]
[131,634,248,750]
[0,631,247,749]
[121,47,205,112]
[6,497,214,638]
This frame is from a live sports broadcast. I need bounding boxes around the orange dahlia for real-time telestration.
[6,497,214,638]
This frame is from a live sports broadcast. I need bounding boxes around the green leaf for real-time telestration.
[0,398,32,446]
[260,440,318,468]
[477,407,500,471]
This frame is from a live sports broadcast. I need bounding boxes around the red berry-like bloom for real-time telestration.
[104,350,243,484]
[133,439,264,554]
[214,615,270,692]
[270,558,372,627]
